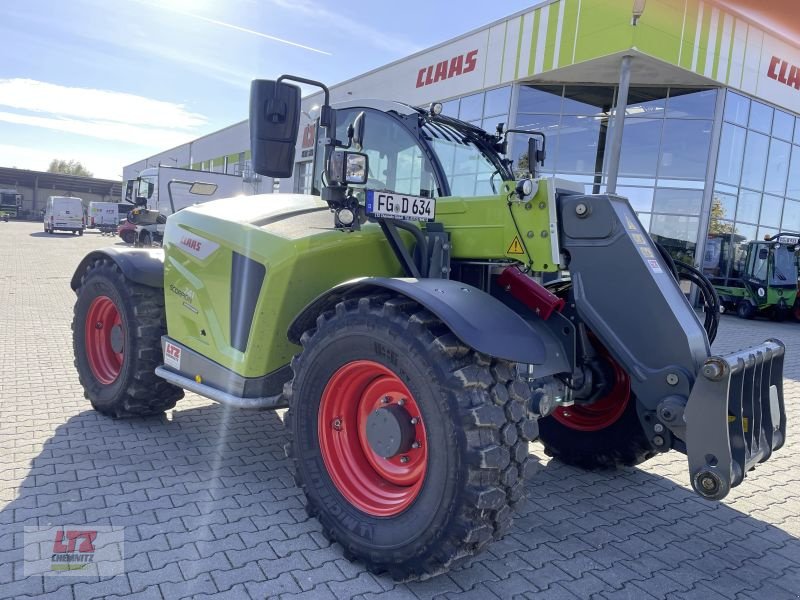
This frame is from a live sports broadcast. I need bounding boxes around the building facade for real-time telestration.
[125,0,800,275]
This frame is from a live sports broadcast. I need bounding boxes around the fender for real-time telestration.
[289,277,547,365]
[70,248,164,291]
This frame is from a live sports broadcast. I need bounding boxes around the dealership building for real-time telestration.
[126,0,800,275]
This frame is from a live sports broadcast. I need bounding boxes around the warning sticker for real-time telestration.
[625,215,639,231]
[631,233,646,245]
[164,342,182,369]
[647,259,663,274]
[640,246,655,258]
[507,236,525,255]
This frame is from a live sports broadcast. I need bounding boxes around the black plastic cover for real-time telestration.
[249,79,301,179]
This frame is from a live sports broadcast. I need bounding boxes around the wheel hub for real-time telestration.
[366,404,415,458]
[318,360,428,517]
[110,324,124,354]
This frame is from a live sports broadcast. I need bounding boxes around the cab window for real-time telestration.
[313,109,437,198]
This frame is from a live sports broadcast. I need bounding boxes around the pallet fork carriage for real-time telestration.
[70,73,787,579]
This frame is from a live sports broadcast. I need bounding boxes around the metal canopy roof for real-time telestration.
[0,166,121,198]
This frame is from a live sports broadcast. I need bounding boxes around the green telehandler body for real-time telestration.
[70,75,787,579]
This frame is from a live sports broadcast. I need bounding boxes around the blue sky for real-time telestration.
[0,0,535,179]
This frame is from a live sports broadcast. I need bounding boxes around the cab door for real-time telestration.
[745,243,770,306]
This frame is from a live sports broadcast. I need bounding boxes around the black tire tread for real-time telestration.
[284,294,538,580]
[72,258,183,418]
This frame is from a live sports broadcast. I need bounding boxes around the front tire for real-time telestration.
[285,295,538,580]
[72,258,183,417]
[737,300,756,320]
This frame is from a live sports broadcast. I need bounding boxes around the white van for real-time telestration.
[44,196,85,235]
[87,201,119,234]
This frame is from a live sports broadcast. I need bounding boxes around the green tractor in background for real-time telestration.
[708,232,800,321]
[70,75,787,579]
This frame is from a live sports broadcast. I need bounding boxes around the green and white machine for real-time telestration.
[709,233,800,321]
[70,75,787,580]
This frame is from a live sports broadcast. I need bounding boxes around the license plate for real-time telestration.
[366,191,435,222]
[777,235,798,245]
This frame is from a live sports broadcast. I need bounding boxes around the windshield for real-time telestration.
[422,120,506,197]
[771,245,799,285]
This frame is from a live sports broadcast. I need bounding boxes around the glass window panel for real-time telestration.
[618,118,662,176]
[759,194,783,228]
[617,186,654,212]
[653,188,704,215]
[649,214,699,262]
[740,131,769,190]
[637,212,652,231]
[657,178,705,189]
[748,101,773,134]
[666,88,716,118]
[782,199,800,230]
[458,92,484,122]
[626,87,667,118]
[764,139,791,196]
[562,86,615,116]
[703,231,735,278]
[555,115,603,174]
[736,189,761,224]
[796,117,800,145]
[787,145,800,200]
[716,124,746,185]
[712,190,737,220]
[659,119,712,179]
[484,86,511,117]
[724,91,749,125]
[730,223,757,278]
[481,114,507,135]
[441,99,459,118]
[517,84,563,114]
[773,109,795,141]
[510,114,560,176]
[715,182,738,195]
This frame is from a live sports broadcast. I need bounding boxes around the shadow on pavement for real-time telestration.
[1,401,798,599]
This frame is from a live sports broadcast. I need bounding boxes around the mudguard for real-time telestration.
[288,277,547,365]
[70,248,165,291]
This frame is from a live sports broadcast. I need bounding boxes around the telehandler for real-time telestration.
[71,75,787,579]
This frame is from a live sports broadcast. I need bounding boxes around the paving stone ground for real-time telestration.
[1,220,799,600]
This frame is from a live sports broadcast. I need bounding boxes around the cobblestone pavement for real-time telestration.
[1,220,798,600]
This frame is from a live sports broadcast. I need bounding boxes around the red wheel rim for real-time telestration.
[85,296,124,385]
[551,350,630,432]
[318,360,428,517]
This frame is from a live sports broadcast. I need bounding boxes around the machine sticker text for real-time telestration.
[416,50,478,88]
[164,342,182,369]
[177,233,220,260]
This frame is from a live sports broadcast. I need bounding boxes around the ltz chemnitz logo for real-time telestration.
[50,528,97,571]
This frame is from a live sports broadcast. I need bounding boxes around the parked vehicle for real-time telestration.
[123,166,245,247]
[709,232,799,321]
[44,196,84,235]
[0,189,22,218]
[118,218,136,244]
[87,202,119,235]
[71,75,787,580]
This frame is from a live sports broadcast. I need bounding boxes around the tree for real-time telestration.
[47,159,93,178]
[708,195,735,235]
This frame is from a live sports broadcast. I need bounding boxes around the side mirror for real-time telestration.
[758,248,769,260]
[352,112,366,149]
[189,182,218,196]
[250,79,301,178]
[527,137,540,179]
[327,151,369,186]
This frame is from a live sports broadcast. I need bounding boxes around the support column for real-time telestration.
[605,55,633,195]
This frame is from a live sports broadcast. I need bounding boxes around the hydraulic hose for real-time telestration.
[655,242,720,344]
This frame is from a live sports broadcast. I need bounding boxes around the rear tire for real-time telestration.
[78,229,83,236]
[72,258,183,418]
[737,300,756,320]
[538,396,655,469]
[285,295,539,580]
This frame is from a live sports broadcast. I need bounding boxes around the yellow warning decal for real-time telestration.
[625,215,638,231]
[507,236,525,255]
